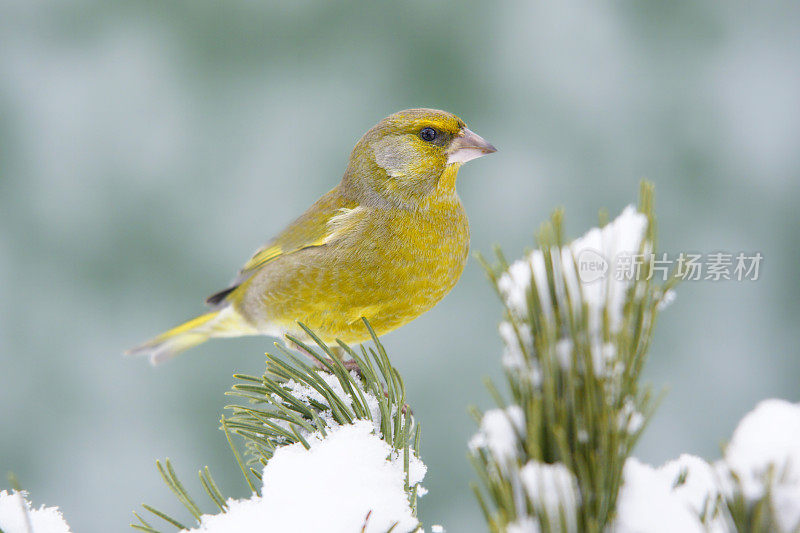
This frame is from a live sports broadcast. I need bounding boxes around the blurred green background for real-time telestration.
[1,1,799,530]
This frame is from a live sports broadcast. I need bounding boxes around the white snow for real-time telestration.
[656,288,677,311]
[496,206,649,381]
[564,205,648,334]
[498,206,647,333]
[0,490,72,533]
[595,342,620,380]
[184,420,425,533]
[498,321,541,384]
[506,517,542,533]
[550,337,621,383]
[723,398,800,531]
[614,458,706,533]
[658,454,724,529]
[617,396,645,435]
[613,454,727,532]
[279,373,385,438]
[499,321,530,366]
[468,405,525,465]
[498,250,552,321]
[555,338,574,369]
[519,461,580,533]
[614,400,800,533]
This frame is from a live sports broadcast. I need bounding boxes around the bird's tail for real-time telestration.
[125,307,257,365]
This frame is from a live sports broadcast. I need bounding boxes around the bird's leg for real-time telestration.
[383,391,413,416]
[311,345,362,377]
[287,339,341,370]
[340,358,362,374]
[300,344,408,412]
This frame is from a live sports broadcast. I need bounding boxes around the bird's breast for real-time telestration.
[346,201,470,313]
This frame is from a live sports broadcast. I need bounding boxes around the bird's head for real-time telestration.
[343,108,496,207]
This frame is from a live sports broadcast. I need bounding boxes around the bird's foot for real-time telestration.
[314,356,362,377]
[341,358,362,374]
[384,391,413,416]
[311,357,412,414]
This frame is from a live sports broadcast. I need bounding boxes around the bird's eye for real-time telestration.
[419,127,437,142]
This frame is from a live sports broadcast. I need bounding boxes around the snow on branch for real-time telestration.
[183,421,424,533]
[471,182,800,533]
[471,182,673,532]
[133,320,427,533]
[614,399,800,533]
[0,490,72,533]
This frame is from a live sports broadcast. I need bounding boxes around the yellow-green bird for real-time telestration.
[128,108,496,364]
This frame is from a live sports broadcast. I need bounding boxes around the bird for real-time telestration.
[127,108,496,365]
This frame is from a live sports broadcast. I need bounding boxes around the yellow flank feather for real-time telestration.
[128,108,496,364]
[126,308,257,364]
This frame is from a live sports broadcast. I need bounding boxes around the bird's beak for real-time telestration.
[447,128,497,165]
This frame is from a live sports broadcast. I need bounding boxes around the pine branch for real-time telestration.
[470,181,675,532]
[134,318,423,531]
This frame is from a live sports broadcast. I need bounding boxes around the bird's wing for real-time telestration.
[206,189,363,307]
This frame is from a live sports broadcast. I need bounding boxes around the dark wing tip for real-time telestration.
[206,286,237,307]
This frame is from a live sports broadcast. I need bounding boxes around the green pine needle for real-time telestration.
[470,182,670,532]
[134,319,421,531]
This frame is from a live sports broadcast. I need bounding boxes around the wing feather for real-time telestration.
[205,189,363,307]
